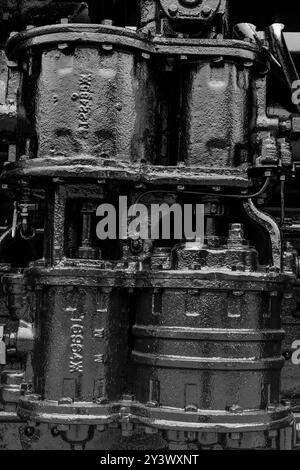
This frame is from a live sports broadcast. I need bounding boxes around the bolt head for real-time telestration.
[228,404,243,414]
[283,350,292,360]
[168,3,178,15]
[24,426,35,437]
[201,6,213,17]
[51,427,60,437]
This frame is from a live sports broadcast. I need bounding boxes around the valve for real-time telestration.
[11,181,38,240]
[4,320,34,356]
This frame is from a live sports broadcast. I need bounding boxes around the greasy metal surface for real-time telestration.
[180,60,254,168]
[243,200,283,270]
[22,45,156,162]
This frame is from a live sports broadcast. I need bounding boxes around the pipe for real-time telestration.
[267,23,300,114]
[234,23,281,68]
[134,178,272,205]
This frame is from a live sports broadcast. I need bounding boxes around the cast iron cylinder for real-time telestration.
[6,24,157,163]
[31,284,129,404]
[180,59,255,168]
[132,283,284,412]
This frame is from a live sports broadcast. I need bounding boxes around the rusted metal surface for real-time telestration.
[0,0,299,451]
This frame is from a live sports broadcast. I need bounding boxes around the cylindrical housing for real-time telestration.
[180,59,255,167]
[33,283,129,403]
[6,25,157,163]
[132,284,284,412]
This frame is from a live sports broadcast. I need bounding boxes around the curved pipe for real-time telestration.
[0,226,13,251]
[234,23,281,69]
[243,199,282,270]
[134,178,271,205]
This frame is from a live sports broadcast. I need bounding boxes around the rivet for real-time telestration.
[185,405,198,413]
[51,427,60,437]
[58,43,69,51]
[58,397,73,405]
[243,59,254,68]
[228,404,243,413]
[24,426,35,437]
